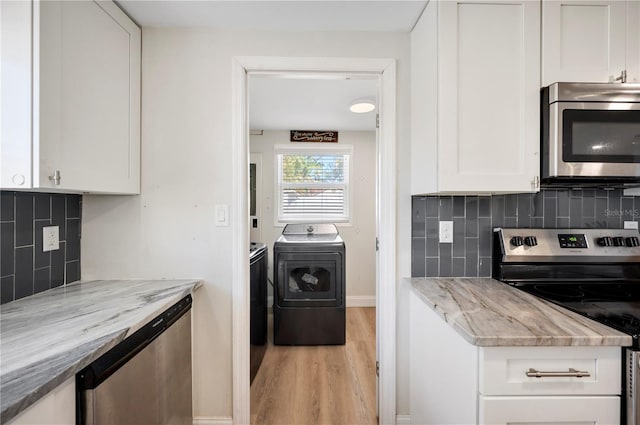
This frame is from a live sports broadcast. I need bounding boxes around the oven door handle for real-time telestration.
[526,367,591,378]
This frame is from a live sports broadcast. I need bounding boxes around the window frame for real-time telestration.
[274,144,353,224]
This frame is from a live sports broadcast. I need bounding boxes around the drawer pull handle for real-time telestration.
[526,368,590,378]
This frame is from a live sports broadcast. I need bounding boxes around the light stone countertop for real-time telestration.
[0,279,202,424]
[407,277,633,347]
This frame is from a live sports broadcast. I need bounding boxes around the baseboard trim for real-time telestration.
[396,414,411,424]
[346,295,376,307]
[193,417,233,425]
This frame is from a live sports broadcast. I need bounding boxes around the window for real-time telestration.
[275,145,352,223]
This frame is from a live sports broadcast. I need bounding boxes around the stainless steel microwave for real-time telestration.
[541,82,640,188]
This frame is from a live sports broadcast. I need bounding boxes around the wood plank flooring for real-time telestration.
[250,307,377,425]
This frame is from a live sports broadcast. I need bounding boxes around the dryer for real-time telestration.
[273,223,345,345]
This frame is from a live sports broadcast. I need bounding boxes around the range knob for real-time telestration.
[613,236,626,247]
[626,237,640,247]
[597,236,613,247]
[510,236,524,247]
[524,236,538,247]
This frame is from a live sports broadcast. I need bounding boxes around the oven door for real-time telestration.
[547,102,640,179]
[626,348,640,425]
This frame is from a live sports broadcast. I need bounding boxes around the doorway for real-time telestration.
[231,57,397,425]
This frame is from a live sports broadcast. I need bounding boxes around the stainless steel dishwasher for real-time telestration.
[76,295,192,425]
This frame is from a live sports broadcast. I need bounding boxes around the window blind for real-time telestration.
[277,152,350,222]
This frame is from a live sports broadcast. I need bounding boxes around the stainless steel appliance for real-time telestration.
[76,295,192,425]
[541,82,640,187]
[250,242,267,383]
[273,223,345,345]
[492,228,640,424]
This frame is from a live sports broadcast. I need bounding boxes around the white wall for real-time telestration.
[250,130,376,302]
[81,28,412,419]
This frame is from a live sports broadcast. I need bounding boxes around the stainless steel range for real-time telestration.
[493,227,640,424]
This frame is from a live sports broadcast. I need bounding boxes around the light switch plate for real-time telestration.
[215,204,229,227]
[43,226,59,252]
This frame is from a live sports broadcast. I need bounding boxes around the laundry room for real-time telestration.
[248,73,379,423]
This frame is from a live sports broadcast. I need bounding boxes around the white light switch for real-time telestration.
[43,226,59,252]
[439,221,453,243]
[215,204,229,227]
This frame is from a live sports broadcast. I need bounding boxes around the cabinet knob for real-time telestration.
[12,174,25,186]
[49,170,61,185]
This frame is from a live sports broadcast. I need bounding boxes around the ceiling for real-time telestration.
[116,1,427,32]
[250,74,378,131]
[116,0,425,131]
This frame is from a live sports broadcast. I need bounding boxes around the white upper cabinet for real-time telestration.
[411,0,541,195]
[1,0,141,194]
[542,0,640,85]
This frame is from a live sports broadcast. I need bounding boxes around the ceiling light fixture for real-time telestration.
[349,98,376,113]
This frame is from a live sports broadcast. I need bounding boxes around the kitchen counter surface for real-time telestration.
[0,279,202,424]
[408,277,632,347]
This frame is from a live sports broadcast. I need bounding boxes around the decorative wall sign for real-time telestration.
[290,130,339,143]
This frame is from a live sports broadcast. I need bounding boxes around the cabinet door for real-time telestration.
[438,0,540,193]
[0,1,34,189]
[37,1,140,194]
[628,0,640,82]
[480,395,620,425]
[542,0,627,85]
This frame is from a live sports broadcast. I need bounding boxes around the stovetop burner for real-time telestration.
[513,282,640,346]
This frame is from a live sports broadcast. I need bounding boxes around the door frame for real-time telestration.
[231,56,397,425]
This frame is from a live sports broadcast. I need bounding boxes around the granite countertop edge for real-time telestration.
[406,277,633,348]
[0,279,203,424]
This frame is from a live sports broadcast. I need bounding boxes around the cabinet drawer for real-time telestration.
[480,395,620,425]
[480,346,621,396]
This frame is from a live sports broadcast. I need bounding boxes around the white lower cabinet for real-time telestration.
[480,396,620,425]
[409,291,621,424]
[6,377,75,425]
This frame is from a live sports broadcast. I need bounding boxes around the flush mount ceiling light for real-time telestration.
[349,98,376,113]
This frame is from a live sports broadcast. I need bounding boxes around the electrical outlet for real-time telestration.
[43,226,59,252]
[439,221,453,243]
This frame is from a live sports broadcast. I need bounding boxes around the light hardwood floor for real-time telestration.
[250,307,377,425]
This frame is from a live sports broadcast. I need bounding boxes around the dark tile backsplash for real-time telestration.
[0,191,81,304]
[412,189,640,278]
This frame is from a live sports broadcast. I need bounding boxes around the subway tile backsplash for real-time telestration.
[0,191,81,304]
[411,189,640,278]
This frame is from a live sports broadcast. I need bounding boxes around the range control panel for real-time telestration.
[496,228,640,262]
[557,234,589,249]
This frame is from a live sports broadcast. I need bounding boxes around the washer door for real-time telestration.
[275,252,343,307]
